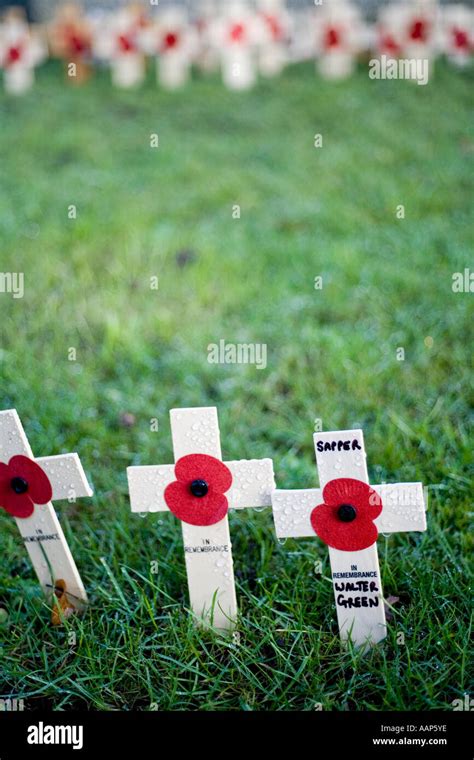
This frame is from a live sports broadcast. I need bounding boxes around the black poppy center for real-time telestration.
[337,503,357,523]
[11,476,29,495]
[190,479,209,498]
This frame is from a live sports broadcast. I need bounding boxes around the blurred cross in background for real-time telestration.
[12,1,471,26]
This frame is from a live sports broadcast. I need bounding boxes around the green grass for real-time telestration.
[0,59,472,711]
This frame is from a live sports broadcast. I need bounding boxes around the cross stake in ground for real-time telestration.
[127,406,275,631]
[0,409,93,612]
[272,429,427,648]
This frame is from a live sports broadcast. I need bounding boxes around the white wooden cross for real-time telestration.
[48,3,93,85]
[272,429,426,648]
[142,9,198,90]
[195,0,220,75]
[256,0,291,78]
[0,410,92,613]
[209,1,262,91]
[440,5,473,67]
[376,5,405,58]
[0,11,46,95]
[127,407,275,631]
[314,1,365,80]
[93,7,146,89]
[402,1,437,62]
[377,2,436,63]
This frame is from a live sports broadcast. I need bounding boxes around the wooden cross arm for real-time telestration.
[272,482,427,539]
[35,454,93,500]
[373,482,427,534]
[271,488,322,538]
[127,464,175,513]
[227,458,275,509]
[127,459,275,514]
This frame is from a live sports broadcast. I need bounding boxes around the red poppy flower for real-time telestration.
[310,478,383,552]
[118,34,135,54]
[163,32,180,51]
[409,19,428,43]
[230,24,246,44]
[262,14,283,42]
[6,45,22,66]
[67,32,89,56]
[0,455,53,519]
[164,454,232,527]
[380,34,401,56]
[452,28,469,50]
[324,27,341,50]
